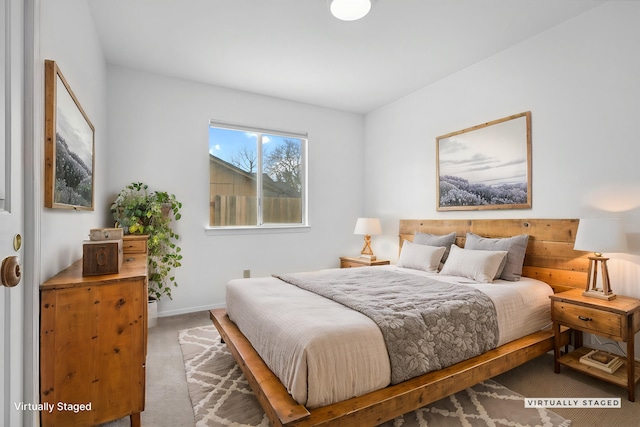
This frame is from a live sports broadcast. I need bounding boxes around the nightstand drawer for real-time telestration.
[552,302,623,339]
[339,257,390,268]
[340,260,361,268]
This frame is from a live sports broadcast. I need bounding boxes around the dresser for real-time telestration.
[40,252,148,427]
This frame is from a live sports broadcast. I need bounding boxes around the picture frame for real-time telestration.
[436,112,531,211]
[44,59,95,210]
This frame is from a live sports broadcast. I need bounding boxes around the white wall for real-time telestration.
[39,1,640,324]
[105,66,365,316]
[39,0,108,280]
[364,2,640,354]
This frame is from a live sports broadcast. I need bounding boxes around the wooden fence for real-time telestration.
[210,195,301,226]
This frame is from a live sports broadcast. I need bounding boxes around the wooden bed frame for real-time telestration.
[210,218,588,426]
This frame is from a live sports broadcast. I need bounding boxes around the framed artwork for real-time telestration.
[44,59,95,210]
[436,112,532,211]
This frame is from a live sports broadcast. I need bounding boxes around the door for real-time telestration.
[1,0,25,425]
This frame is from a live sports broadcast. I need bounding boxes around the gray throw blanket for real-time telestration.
[275,268,499,384]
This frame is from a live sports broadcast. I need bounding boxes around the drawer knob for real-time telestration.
[578,315,593,321]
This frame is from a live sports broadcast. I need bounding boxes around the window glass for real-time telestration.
[209,123,307,228]
[262,134,303,224]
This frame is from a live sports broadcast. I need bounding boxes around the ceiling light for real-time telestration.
[329,0,372,21]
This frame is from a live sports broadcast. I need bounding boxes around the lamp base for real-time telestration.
[582,255,616,300]
[582,289,617,301]
[360,234,376,260]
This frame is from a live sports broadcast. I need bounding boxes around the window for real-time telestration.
[208,121,308,228]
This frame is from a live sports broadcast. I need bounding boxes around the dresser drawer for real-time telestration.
[123,235,148,254]
[552,301,623,340]
[123,239,147,254]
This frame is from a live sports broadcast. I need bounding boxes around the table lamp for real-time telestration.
[354,218,382,260]
[573,218,628,300]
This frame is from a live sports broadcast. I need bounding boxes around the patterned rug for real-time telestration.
[179,325,571,427]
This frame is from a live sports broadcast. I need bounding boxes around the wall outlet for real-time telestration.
[243,269,250,278]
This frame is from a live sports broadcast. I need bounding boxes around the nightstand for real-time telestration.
[339,256,390,268]
[550,288,640,401]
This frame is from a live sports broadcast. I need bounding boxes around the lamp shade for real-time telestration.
[354,217,381,235]
[574,218,628,253]
[329,0,372,21]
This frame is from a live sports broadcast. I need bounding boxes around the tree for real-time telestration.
[264,139,301,193]
[230,145,257,173]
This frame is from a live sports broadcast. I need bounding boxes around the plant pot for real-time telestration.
[148,297,158,328]
[161,202,171,219]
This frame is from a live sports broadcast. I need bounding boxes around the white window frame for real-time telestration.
[206,120,309,235]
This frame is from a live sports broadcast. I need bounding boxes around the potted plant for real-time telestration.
[110,182,152,234]
[111,183,183,324]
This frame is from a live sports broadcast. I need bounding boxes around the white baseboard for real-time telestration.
[158,302,225,318]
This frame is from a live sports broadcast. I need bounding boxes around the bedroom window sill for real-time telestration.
[204,225,311,236]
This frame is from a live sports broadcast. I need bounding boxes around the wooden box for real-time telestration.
[83,239,123,276]
[89,227,124,241]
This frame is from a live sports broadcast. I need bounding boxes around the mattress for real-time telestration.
[225,265,553,408]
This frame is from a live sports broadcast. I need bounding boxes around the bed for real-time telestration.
[210,219,589,426]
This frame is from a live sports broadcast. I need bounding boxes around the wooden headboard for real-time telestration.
[399,218,589,293]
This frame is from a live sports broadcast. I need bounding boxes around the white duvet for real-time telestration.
[225,265,553,408]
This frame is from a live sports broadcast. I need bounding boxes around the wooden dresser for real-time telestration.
[40,252,148,427]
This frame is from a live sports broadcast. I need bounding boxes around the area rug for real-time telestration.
[179,325,571,427]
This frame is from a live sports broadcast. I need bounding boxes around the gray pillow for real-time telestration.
[464,232,529,281]
[413,231,456,262]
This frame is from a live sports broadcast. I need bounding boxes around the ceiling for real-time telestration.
[87,0,606,114]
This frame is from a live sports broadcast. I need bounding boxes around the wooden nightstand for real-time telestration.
[550,288,640,401]
[339,256,390,268]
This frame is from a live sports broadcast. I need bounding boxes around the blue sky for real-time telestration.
[208,127,256,164]
[208,126,296,169]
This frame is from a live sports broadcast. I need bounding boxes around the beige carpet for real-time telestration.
[179,325,571,427]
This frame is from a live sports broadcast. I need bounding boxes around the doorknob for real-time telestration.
[1,256,21,287]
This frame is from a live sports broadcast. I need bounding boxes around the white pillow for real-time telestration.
[439,244,508,283]
[397,240,446,272]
